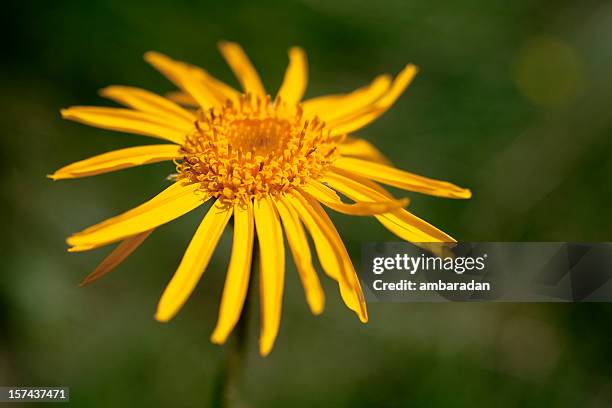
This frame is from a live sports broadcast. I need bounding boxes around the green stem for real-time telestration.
[212,241,257,408]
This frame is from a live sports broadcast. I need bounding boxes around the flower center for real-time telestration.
[177,95,341,205]
[225,118,291,156]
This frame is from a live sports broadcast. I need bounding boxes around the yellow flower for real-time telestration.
[51,42,471,356]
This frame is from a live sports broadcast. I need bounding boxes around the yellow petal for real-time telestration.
[61,106,187,144]
[302,74,391,122]
[156,200,232,322]
[211,201,255,344]
[144,51,222,108]
[339,137,392,165]
[285,191,367,323]
[333,156,472,199]
[253,196,285,356]
[99,85,195,125]
[277,47,308,106]
[334,173,394,198]
[285,192,345,284]
[157,56,240,104]
[75,182,198,236]
[49,144,181,180]
[218,41,266,97]
[324,171,456,243]
[187,64,241,105]
[301,181,408,216]
[328,64,418,135]
[165,91,198,107]
[143,51,185,86]
[67,182,207,250]
[196,71,241,104]
[275,196,324,315]
[79,229,154,287]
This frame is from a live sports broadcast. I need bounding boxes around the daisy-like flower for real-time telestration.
[51,42,471,356]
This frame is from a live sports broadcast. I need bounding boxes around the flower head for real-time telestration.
[51,42,471,356]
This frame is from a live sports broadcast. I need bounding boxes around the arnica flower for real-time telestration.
[51,42,471,356]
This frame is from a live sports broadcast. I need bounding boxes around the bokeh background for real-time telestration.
[2,0,612,406]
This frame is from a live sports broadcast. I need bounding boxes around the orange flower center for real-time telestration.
[177,95,341,205]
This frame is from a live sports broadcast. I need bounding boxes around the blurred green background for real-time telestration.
[2,0,612,406]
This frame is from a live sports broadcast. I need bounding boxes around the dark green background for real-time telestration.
[2,0,612,406]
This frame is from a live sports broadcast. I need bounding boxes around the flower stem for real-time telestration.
[212,241,257,408]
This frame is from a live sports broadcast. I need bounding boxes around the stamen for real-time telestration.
[177,95,340,205]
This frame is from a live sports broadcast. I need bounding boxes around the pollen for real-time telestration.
[177,94,341,205]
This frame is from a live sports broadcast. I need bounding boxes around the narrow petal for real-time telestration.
[277,47,308,106]
[159,58,241,104]
[74,182,200,237]
[324,171,456,243]
[275,196,324,315]
[253,196,285,356]
[49,144,181,180]
[285,191,367,323]
[79,229,154,287]
[339,137,392,165]
[61,106,188,144]
[196,72,241,104]
[328,65,418,135]
[211,201,255,344]
[284,193,344,284]
[302,75,391,122]
[332,173,394,198]
[99,86,195,125]
[218,41,266,97]
[144,51,222,108]
[165,91,198,107]
[155,200,232,322]
[67,182,208,250]
[333,156,472,199]
[186,65,241,105]
[143,51,185,86]
[301,181,408,216]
